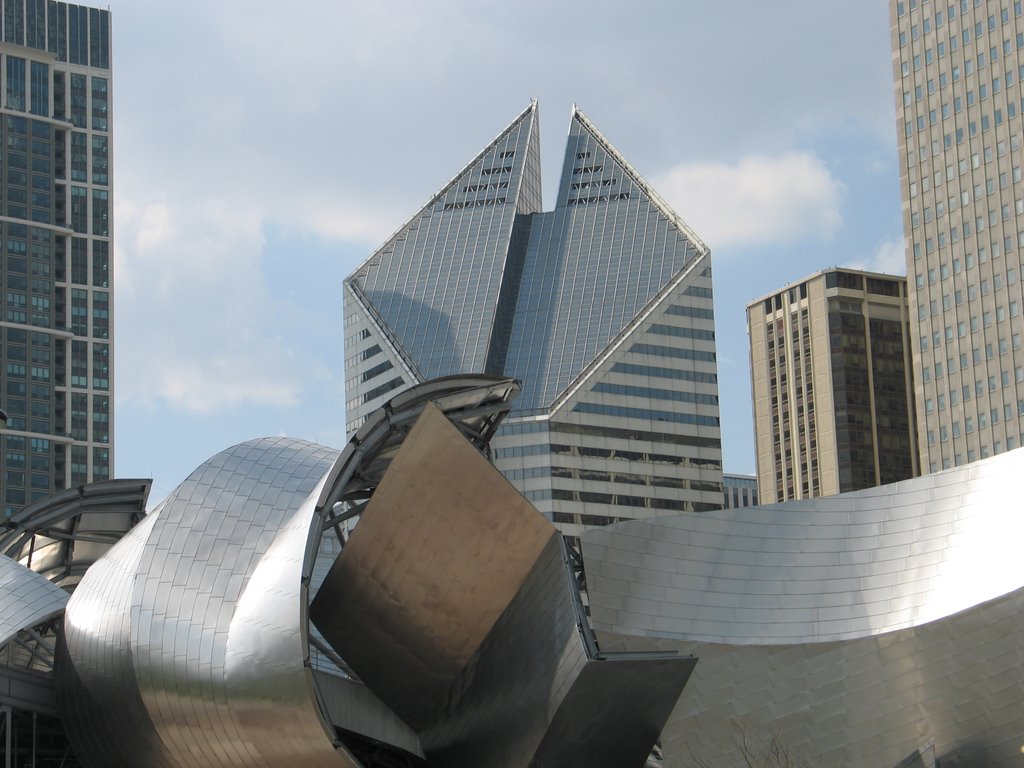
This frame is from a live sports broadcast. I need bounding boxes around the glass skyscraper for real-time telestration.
[344,103,723,535]
[0,1,112,518]
[891,0,1024,471]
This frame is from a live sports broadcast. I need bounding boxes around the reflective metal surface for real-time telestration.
[58,438,358,768]
[313,401,692,767]
[311,402,558,730]
[55,511,174,767]
[0,555,67,722]
[581,447,1024,766]
[48,380,688,768]
[0,555,67,650]
[46,376,690,766]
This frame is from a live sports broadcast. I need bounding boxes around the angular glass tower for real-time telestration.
[344,103,722,534]
[0,1,112,519]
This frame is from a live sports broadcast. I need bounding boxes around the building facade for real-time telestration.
[0,1,112,518]
[747,268,918,503]
[343,103,723,536]
[891,0,1024,472]
[721,472,758,508]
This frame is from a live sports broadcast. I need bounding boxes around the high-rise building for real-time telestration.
[747,268,918,502]
[344,102,723,535]
[891,0,1024,471]
[0,2,112,518]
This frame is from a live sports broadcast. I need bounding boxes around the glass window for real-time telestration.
[5,56,25,111]
[29,61,47,116]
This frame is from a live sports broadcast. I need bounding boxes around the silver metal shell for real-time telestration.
[0,554,67,650]
[53,375,691,767]
[312,401,693,767]
[57,438,357,768]
[581,449,1024,766]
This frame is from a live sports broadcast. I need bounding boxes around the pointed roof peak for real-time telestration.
[565,106,709,257]
[347,102,539,282]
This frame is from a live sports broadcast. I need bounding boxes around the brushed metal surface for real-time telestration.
[312,670,423,758]
[48,376,693,767]
[311,401,557,730]
[59,438,360,768]
[582,448,1024,766]
[529,654,696,767]
[417,533,694,768]
[55,511,173,768]
[312,400,691,767]
[0,554,67,649]
[417,535,582,767]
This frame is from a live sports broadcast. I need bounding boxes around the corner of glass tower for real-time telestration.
[343,102,542,434]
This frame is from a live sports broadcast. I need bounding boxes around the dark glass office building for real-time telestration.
[0,1,111,519]
[344,103,723,534]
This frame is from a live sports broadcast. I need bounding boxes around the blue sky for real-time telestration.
[111,1,904,503]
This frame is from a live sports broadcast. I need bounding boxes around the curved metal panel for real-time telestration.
[581,449,1024,766]
[312,402,556,730]
[312,670,423,759]
[597,586,1024,767]
[0,554,67,649]
[55,510,174,768]
[582,449,1024,645]
[528,654,696,768]
[128,438,347,767]
[312,402,691,767]
[58,438,361,768]
[222,472,357,765]
[53,376,692,767]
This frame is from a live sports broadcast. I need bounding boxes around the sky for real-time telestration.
[111,0,904,504]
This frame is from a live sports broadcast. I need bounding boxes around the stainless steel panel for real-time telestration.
[418,532,693,768]
[311,398,692,767]
[312,670,422,758]
[311,402,557,730]
[0,555,67,648]
[49,376,695,767]
[529,654,696,768]
[58,438,360,768]
[55,518,173,766]
[582,448,1024,766]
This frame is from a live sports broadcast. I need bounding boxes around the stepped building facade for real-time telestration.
[343,103,722,534]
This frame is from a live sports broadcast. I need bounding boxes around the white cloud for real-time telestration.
[157,356,302,414]
[114,191,327,414]
[846,237,908,275]
[654,152,845,249]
